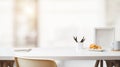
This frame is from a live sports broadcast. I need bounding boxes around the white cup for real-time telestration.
[112,41,120,51]
[75,43,84,51]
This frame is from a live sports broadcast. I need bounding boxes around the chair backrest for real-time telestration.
[15,57,57,67]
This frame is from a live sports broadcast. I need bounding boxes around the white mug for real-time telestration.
[112,41,120,51]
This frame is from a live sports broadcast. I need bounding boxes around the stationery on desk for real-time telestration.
[73,36,85,49]
[14,48,32,52]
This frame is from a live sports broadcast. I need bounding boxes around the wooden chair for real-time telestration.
[15,57,57,67]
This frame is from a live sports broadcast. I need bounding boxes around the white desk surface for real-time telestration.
[0,47,120,60]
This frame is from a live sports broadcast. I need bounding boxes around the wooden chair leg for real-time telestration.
[7,60,14,67]
[115,63,120,67]
[0,60,14,67]
[0,61,3,67]
[114,60,120,67]
[95,60,100,67]
[100,60,103,67]
[3,62,8,67]
[105,60,113,67]
[9,61,14,67]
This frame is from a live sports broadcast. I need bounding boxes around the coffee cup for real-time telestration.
[112,41,120,51]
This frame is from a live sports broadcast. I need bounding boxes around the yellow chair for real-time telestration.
[15,57,57,67]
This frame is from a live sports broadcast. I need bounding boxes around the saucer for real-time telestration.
[88,49,104,52]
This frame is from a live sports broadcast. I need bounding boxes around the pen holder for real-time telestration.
[76,43,84,50]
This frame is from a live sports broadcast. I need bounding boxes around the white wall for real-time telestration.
[106,0,120,41]
[38,0,106,48]
[115,17,120,41]
[0,0,14,47]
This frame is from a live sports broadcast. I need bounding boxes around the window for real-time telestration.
[0,0,38,48]
[14,0,38,48]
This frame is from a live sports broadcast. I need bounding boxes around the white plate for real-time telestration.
[88,49,104,52]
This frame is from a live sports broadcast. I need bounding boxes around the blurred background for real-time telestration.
[0,0,120,67]
[0,0,106,48]
[0,0,38,48]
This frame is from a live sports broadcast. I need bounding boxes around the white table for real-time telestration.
[0,47,120,60]
[14,47,120,60]
[0,47,120,67]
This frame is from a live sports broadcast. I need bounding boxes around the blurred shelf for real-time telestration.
[95,27,115,49]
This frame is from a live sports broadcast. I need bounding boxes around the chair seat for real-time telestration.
[15,57,57,67]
